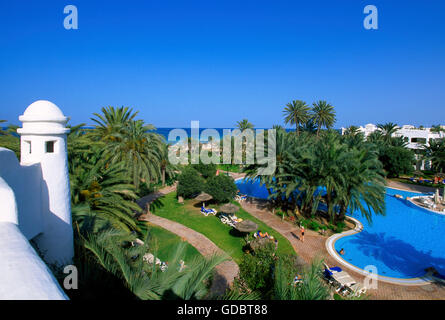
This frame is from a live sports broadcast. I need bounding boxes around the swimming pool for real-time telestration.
[236,178,445,280]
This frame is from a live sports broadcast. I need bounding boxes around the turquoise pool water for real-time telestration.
[235,178,445,279]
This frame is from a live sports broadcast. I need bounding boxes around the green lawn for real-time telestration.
[151,192,296,263]
[137,221,201,263]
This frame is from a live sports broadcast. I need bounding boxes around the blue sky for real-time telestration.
[0,0,444,128]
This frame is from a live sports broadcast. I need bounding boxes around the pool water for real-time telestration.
[236,178,445,279]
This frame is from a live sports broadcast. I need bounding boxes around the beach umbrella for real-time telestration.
[234,220,258,233]
[220,203,239,214]
[195,192,213,206]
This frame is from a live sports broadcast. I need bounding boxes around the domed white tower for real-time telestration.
[17,100,73,265]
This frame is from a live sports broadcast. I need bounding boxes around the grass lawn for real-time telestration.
[151,192,296,263]
[137,221,201,263]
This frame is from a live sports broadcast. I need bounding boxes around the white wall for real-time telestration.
[0,148,43,239]
[0,222,67,300]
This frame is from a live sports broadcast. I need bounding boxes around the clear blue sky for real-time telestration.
[1,0,444,128]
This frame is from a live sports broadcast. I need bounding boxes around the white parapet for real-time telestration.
[0,222,68,299]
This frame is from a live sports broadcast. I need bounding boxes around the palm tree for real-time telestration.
[422,138,445,173]
[81,228,228,300]
[377,122,398,144]
[70,157,142,233]
[90,106,139,142]
[90,107,166,189]
[160,143,176,186]
[236,119,254,132]
[344,125,360,136]
[102,120,165,189]
[283,100,310,136]
[311,101,336,136]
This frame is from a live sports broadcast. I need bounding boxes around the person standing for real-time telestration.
[300,225,305,242]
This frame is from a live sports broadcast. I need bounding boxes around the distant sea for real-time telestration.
[2,127,341,142]
[154,127,341,142]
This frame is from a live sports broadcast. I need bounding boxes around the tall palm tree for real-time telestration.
[422,138,445,173]
[236,119,254,132]
[311,101,336,136]
[90,106,138,142]
[283,100,310,136]
[377,122,398,144]
[160,143,176,186]
[344,125,360,136]
[102,120,165,189]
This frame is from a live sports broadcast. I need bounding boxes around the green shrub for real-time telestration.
[236,242,276,295]
[177,167,205,199]
[378,145,414,178]
[300,218,324,231]
[204,174,237,203]
[235,243,299,298]
[192,162,217,179]
[335,222,345,233]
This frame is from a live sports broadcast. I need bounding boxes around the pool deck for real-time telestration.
[239,182,445,300]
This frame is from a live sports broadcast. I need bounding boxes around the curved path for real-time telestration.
[137,185,239,296]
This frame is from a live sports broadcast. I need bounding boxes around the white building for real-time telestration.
[341,123,444,170]
[0,100,73,299]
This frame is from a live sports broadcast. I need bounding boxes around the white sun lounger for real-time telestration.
[331,271,356,287]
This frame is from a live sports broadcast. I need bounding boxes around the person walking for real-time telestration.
[300,225,305,242]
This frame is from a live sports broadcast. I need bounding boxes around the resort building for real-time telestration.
[341,124,444,170]
[0,100,72,299]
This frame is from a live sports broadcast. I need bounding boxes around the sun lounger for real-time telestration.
[331,271,356,287]
[201,206,217,216]
[348,283,367,296]
[323,263,343,278]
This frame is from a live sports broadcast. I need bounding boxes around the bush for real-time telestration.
[235,243,300,298]
[236,242,276,295]
[192,162,217,179]
[177,167,205,199]
[378,145,414,178]
[300,218,324,231]
[204,174,237,203]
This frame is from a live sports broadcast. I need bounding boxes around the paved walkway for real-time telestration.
[387,179,443,195]
[137,184,239,296]
[240,197,445,300]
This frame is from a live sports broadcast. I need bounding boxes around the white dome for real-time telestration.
[19,100,67,122]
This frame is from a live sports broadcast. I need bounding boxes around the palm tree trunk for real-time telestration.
[161,168,166,186]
